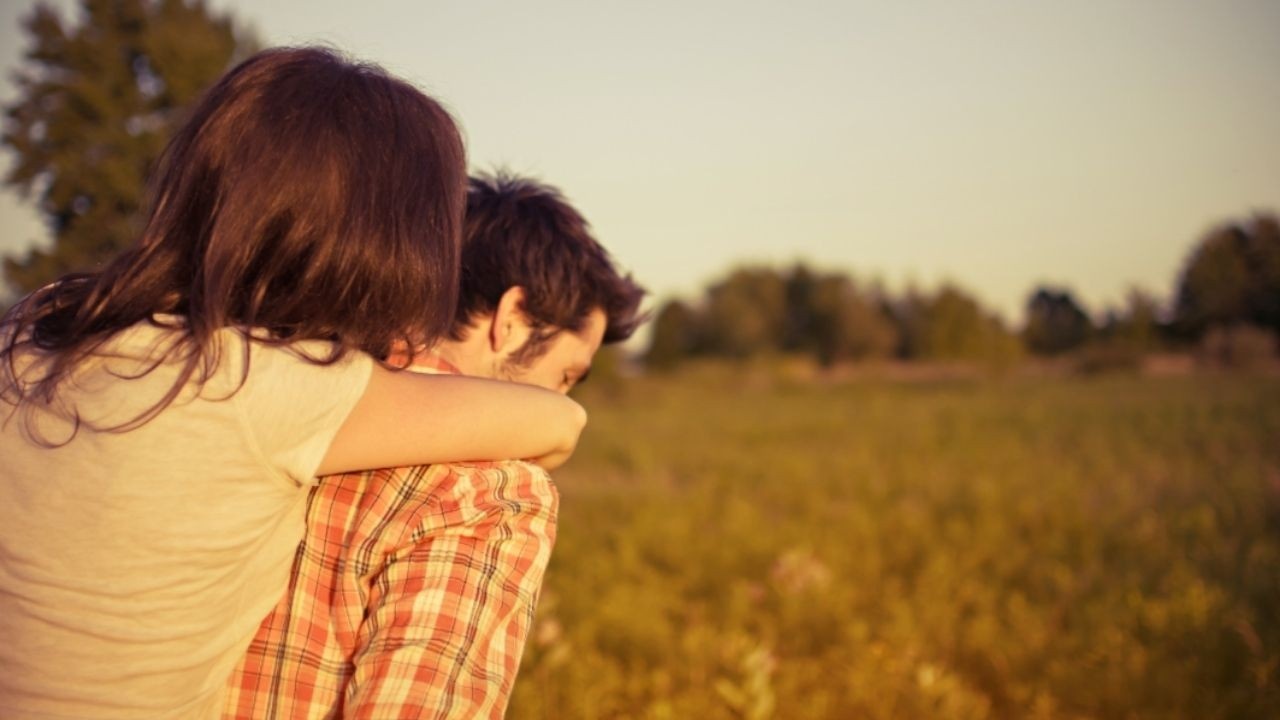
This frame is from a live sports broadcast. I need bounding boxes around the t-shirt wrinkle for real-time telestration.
[231,385,296,493]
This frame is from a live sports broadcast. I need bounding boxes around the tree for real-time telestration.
[1174,214,1280,338]
[1100,288,1162,351]
[781,263,819,352]
[796,272,896,366]
[1023,286,1092,355]
[894,284,1021,364]
[702,267,787,358]
[646,299,703,369]
[780,264,894,363]
[3,0,254,295]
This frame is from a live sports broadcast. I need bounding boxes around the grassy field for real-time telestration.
[508,365,1280,719]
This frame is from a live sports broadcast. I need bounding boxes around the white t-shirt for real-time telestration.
[0,321,374,719]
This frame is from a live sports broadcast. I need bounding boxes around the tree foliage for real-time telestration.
[650,263,942,366]
[1023,286,1093,355]
[1099,288,1162,351]
[1174,214,1280,338]
[703,267,788,358]
[893,285,1021,364]
[783,266,895,366]
[645,265,903,368]
[642,263,1034,369]
[646,300,702,370]
[3,0,254,294]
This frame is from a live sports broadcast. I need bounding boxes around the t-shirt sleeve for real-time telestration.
[231,336,375,488]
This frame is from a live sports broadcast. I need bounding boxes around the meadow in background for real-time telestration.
[512,364,1280,719]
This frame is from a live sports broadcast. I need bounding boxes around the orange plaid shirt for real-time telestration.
[223,354,558,719]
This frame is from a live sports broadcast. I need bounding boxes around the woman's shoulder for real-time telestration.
[101,316,363,373]
[83,317,371,409]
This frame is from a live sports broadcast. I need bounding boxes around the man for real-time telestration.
[223,173,646,719]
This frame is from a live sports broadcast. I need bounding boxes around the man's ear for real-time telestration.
[490,286,534,355]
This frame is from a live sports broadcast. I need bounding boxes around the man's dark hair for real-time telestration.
[451,172,646,362]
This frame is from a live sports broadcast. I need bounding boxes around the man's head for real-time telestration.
[435,172,647,392]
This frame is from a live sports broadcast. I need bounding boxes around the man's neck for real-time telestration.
[426,334,489,379]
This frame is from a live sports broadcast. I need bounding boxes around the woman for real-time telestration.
[0,47,585,718]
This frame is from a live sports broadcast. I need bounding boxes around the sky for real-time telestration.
[1,0,1278,322]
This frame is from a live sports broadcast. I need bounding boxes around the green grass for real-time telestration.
[510,369,1280,719]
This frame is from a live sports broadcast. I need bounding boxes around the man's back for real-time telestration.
[223,358,558,720]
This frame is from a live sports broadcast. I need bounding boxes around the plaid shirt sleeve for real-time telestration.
[224,354,559,720]
[223,459,558,720]
[342,460,558,719]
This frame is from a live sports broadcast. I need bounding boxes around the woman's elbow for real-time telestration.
[564,398,588,447]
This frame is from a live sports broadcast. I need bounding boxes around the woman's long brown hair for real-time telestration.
[0,47,467,438]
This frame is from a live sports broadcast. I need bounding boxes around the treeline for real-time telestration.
[646,213,1280,370]
[2,1,252,297]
